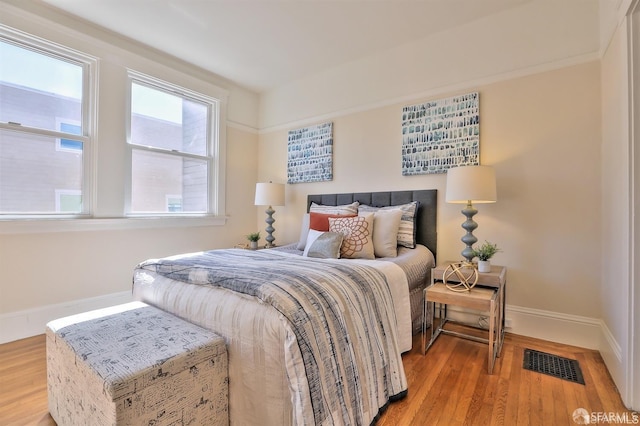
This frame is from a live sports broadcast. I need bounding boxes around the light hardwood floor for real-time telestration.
[0,331,634,425]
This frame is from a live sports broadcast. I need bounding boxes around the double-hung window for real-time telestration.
[127,72,219,216]
[0,28,95,217]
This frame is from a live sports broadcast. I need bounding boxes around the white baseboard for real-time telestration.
[443,303,605,350]
[505,305,603,350]
[0,291,133,344]
[597,320,625,399]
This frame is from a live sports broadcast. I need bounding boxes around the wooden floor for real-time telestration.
[0,331,633,426]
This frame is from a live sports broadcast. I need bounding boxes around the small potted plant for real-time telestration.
[473,241,500,273]
[246,232,260,250]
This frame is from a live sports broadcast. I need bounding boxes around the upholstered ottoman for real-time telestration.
[46,302,228,426]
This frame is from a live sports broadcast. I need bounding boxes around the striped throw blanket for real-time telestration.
[137,249,407,425]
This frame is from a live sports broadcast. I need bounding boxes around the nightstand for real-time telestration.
[234,244,270,250]
[422,262,507,374]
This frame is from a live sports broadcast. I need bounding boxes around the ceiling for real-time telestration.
[41,0,529,93]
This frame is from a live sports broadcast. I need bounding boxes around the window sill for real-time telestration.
[0,215,228,234]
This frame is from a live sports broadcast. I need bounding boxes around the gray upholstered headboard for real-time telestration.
[307,189,437,258]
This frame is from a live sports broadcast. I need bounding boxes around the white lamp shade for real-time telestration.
[255,182,285,206]
[446,165,497,204]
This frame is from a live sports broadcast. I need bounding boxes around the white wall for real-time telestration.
[257,0,607,351]
[259,61,604,350]
[633,4,640,411]
[600,13,632,406]
[598,0,640,409]
[257,0,638,409]
[0,2,260,343]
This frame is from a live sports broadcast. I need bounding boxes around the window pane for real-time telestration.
[130,82,208,156]
[166,196,183,212]
[57,191,82,212]
[0,40,83,132]
[58,122,82,151]
[0,129,83,213]
[131,149,207,213]
[60,139,83,151]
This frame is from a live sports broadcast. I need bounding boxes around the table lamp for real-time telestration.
[446,165,497,263]
[254,182,285,248]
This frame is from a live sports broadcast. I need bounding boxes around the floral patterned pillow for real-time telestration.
[328,213,375,260]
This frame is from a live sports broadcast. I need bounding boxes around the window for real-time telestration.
[0,28,95,217]
[127,72,218,216]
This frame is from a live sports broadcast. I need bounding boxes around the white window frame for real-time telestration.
[125,70,222,218]
[0,25,97,219]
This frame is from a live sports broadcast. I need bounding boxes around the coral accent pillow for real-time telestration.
[309,212,357,232]
[329,213,375,260]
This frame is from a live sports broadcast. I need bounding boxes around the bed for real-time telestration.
[132,189,437,425]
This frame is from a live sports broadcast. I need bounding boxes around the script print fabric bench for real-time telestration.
[46,302,228,426]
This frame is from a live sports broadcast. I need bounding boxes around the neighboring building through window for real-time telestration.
[57,120,83,152]
[166,195,183,213]
[0,28,94,217]
[127,72,218,216]
[55,189,82,212]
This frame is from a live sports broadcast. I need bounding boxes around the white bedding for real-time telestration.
[344,256,412,352]
[132,249,417,425]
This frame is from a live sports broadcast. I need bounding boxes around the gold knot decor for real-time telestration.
[443,262,479,292]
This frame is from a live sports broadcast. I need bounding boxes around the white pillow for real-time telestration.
[297,213,311,250]
[371,209,403,258]
[309,201,359,215]
[359,201,418,248]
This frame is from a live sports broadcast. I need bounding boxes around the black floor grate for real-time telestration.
[523,349,585,385]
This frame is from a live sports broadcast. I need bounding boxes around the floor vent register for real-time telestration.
[523,348,585,385]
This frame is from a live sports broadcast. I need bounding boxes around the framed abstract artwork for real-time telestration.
[287,122,333,184]
[401,92,479,175]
